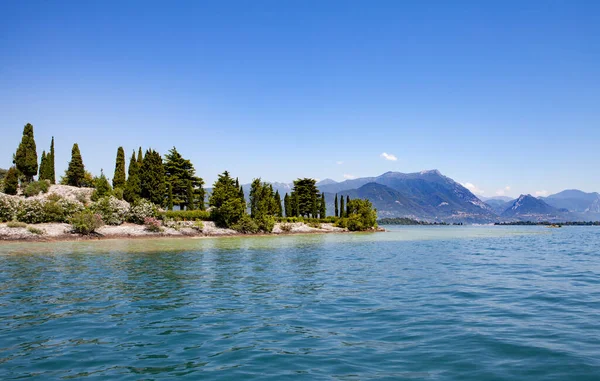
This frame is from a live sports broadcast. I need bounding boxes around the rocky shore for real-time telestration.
[0,221,352,242]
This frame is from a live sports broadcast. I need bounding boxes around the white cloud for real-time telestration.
[535,190,549,197]
[336,161,344,165]
[496,186,511,196]
[343,174,356,180]
[380,152,398,161]
[461,182,485,196]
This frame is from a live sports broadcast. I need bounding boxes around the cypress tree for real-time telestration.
[66,143,85,187]
[209,171,246,227]
[340,196,345,218]
[14,123,38,182]
[124,151,141,202]
[112,147,126,189]
[311,194,318,219]
[4,166,19,195]
[346,195,351,217]
[284,193,291,217]
[39,151,47,180]
[167,183,174,210]
[239,185,245,203]
[186,180,195,210]
[274,190,283,217]
[48,136,56,184]
[140,149,166,205]
[163,147,204,210]
[320,193,326,219]
[334,194,338,217]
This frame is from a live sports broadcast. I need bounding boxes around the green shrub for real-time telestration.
[0,194,20,222]
[161,209,211,221]
[16,199,45,224]
[193,220,204,231]
[231,215,259,234]
[335,199,378,231]
[280,222,292,232]
[76,192,88,205]
[7,221,27,228]
[129,199,159,224]
[23,180,50,197]
[91,196,130,225]
[71,210,104,235]
[27,226,44,235]
[308,221,322,229]
[113,187,124,200]
[255,215,275,233]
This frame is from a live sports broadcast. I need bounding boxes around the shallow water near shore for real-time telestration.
[1,226,599,380]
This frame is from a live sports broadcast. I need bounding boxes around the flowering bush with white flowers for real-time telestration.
[0,193,21,222]
[16,199,46,224]
[129,199,159,224]
[91,196,130,225]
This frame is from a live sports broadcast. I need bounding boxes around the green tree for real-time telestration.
[167,183,174,210]
[163,147,204,210]
[346,195,351,217]
[4,166,19,195]
[38,151,47,180]
[338,199,378,231]
[290,178,320,218]
[14,123,38,182]
[124,151,141,202]
[320,193,326,219]
[112,147,126,189]
[284,193,291,217]
[92,169,112,201]
[137,147,143,168]
[274,190,283,217]
[334,194,339,217]
[209,171,245,227]
[291,192,299,217]
[66,143,85,187]
[340,196,345,218]
[140,149,166,205]
[48,137,56,184]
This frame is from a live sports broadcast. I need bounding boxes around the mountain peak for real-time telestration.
[316,178,337,186]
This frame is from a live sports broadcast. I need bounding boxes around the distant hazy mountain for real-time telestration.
[501,195,567,221]
[316,178,338,186]
[320,170,497,223]
[480,196,513,202]
[485,199,514,215]
[542,189,600,213]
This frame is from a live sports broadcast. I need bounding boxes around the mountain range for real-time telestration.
[218,171,600,223]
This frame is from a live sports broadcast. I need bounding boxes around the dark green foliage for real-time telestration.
[346,195,351,217]
[124,151,141,202]
[113,187,124,200]
[167,183,174,210]
[163,147,204,210]
[231,214,259,234]
[112,147,126,189]
[336,199,378,231]
[66,143,85,187]
[334,194,339,217]
[14,123,38,182]
[140,149,166,205]
[239,184,245,204]
[4,167,19,195]
[91,170,112,201]
[320,193,326,219]
[71,209,104,235]
[284,193,291,217]
[290,178,320,218]
[249,179,279,231]
[23,180,50,197]
[161,209,211,221]
[209,171,246,227]
[48,137,55,184]
[274,190,283,217]
[340,196,345,218]
[137,147,143,167]
[38,151,47,180]
[291,192,299,217]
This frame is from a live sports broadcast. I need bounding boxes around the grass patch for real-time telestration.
[6,221,27,228]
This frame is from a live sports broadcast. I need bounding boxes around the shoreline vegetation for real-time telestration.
[1,123,380,242]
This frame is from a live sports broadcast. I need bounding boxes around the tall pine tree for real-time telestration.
[66,143,85,187]
[14,123,38,182]
[163,147,204,210]
[284,193,291,217]
[137,147,143,168]
[112,147,126,189]
[209,171,246,227]
[320,193,326,219]
[38,151,47,180]
[340,196,345,218]
[346,195,351,217]
[124,151,141,202]
[274,190,283,217]
[48,137,55,184]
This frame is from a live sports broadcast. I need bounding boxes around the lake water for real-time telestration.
[1,226,599,380]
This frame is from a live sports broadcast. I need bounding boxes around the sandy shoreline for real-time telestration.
[0,221,370,243]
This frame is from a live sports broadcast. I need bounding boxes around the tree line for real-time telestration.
[3,123,378,231]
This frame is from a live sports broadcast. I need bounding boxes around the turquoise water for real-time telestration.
[1,226,599,380]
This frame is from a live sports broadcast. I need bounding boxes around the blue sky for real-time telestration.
[1,0,598,198]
